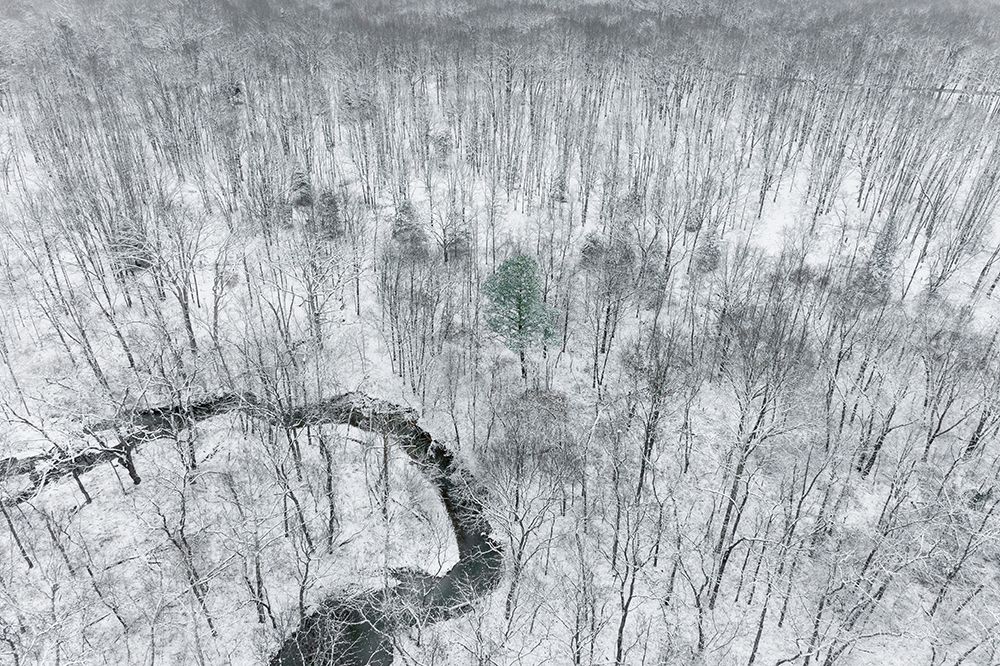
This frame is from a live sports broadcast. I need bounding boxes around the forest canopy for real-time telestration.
[1,0,1000,664]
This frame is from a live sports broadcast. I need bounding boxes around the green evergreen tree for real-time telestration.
[483,254,555,380]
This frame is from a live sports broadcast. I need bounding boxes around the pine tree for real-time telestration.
[290,169,314,208]
[857,219,897,302]
[315,189,344,240]
[391,200,429,261]
[694,233,721,273]
[483,255,555,380]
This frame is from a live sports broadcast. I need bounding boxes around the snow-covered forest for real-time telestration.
[2,0,1000,664]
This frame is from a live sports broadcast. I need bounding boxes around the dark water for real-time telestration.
[73,391,505,666]
[270,395,504,665]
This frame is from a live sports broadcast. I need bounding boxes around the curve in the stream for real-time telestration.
[1,391,503,665]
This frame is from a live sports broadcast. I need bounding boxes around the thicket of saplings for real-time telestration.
[1,1,1000,664]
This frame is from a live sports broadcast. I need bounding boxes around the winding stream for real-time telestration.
[2,391,504,665]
